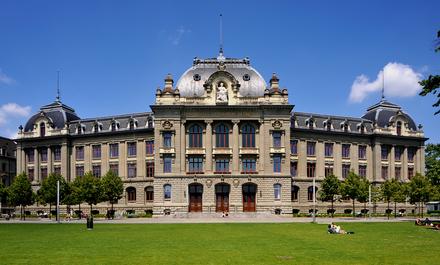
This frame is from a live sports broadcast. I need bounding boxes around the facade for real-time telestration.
[15,52,427,215]
[0,136,16,213]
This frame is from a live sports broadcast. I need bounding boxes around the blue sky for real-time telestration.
[0,0,439,142]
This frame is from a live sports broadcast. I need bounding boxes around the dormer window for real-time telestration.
[341,123,349,133]
[326,122,331,131]
[397,121,402,136]
[360,125,365,134]
[40,122,46,137]
[129,120,138,130]
[306,119,314,129]
[94,124,99,133]
[147,118,153,128]
[111,122,117,132]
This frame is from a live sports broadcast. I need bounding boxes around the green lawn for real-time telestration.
[0,222,438,264]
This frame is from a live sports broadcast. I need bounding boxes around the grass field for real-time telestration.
[0,222,438,264]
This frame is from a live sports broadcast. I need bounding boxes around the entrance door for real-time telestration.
[242,183,257,212]
[188,184,203,212]
[215,183,230,212]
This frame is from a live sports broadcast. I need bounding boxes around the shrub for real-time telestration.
[344,209,352,214]
[327,209,336,215]
[292,209,300,215]
[385,209,393,214]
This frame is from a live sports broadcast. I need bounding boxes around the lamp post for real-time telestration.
[56,180,60,224]
[368,184,371,219]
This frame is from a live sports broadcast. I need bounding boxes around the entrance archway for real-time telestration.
[188,183,203,212]
[242,183,257,212]
[215,183,230,212]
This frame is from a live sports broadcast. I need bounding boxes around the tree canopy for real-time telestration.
[425,144,440,186]
[37,173,67,207]
[319,174,340,217]
[81,172,104,213]
[101,170,123,217]
[340,171,362,217]
[419,30,440,115]
[8,173,34,220]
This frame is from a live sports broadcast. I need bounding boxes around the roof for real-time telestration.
[362,99,417,130]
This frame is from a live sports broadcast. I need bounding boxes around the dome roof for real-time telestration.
[361,99,417,130]
[24,100,80,132]
[175,55,267,97]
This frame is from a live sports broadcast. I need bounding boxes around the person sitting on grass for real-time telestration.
[328,223,354,234]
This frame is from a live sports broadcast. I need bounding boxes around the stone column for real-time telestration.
[298,140,307,178]
[259,120,265,172]
[316,141,324,178]
[373,144,382,182]
[84,144,91,173]
[403,147,408,180]
[180,121,186,173]
[390,145,395,179]
[137,140,145,178]
[205,120,213,173]
[102,143,109,175]
[35,148,40,183]
[334,142,341,178]
[47,146,52,174]
[367,144,373,181]
[232,120,240,174]
[350,143,358,175]
[419,145,426,174]
[119,142,127,179]
[61,143,68,181]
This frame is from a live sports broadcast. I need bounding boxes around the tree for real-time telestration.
[8,173,35,220]
[393,182,408,218]
[357,177,370,217]
[81,172,103,216]
[319,175,340,218]
[381,179,401,219]
[408,173,433,217]
[101,170,123,218]
[64,177,86,219]
[425,144,440,186]
[37,173,67,219]
[340,171,361,217]
[419,30,440,115]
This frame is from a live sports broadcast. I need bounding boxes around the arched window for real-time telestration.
[242,124,255,148]
[164,184,172,199]
[307,186,318,201]
[189,124,203,148]
[291,185,299,202]
[40,122,45,137]
[145,186,154,202]
[126,187,136,202]
[397,121,402,136]
[215,123,229,147]
[274,183,281,200]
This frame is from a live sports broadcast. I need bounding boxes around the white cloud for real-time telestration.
[0,69,15,85]
[0,103,31,138]
[349,62,423,103]
[169,26,191,45]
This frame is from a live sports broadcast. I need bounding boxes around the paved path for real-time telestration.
[0,216,417,224]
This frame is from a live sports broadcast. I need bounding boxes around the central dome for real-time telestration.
[175,56,267,97]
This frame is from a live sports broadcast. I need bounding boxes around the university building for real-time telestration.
[15,51,427,215]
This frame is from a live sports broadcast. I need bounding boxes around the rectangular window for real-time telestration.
[53,146,61,161]
[54,166,61,175]
[76,165,84,177]
[273,154,282,173]
[76,146,84,161]
[40,148,48,162]
[290,140,298,155]
[163,155,172,173]
[28,168,34,182]
[127,142,137,157]
[163,132,172,148]
[408,167,414,179]
[324,143,333,157]
[307,162,316,178]
[395,146,402,161]
[408,147,415,162]
[26,149,35,163]
[395,167,401,180]
[307,142,316,156]
[359,165,367,178]
[109,164,118,175]
[242,157,256,173]
[381,166,388,179]
[92,165,101,178]
[274,184,281,200]
[109,143,119,158]
[273,132,282,148]
[342,144,350,158]
[188,156,203,173]
[342,164,350,178]
[146,140,154,155]
[40,167,48,180]
[325,163,333,177]
[92,145,101,159]
[290,162,297,177]
[127,163,136,178]
[358,145,367,159]
[381,145,389,160]
[215,158,230,173]
[146,162,154,177]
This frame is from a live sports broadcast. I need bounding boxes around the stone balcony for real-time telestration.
[213,147,233,155]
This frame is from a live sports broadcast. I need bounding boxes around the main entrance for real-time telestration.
[188,183,203,212]
[215,183,230,212]
[242,183,257,212]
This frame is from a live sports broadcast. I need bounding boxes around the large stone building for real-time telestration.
[15,51,427,215]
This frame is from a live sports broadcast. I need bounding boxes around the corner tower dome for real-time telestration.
[361,99,418,131]
[175,56,267,97]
